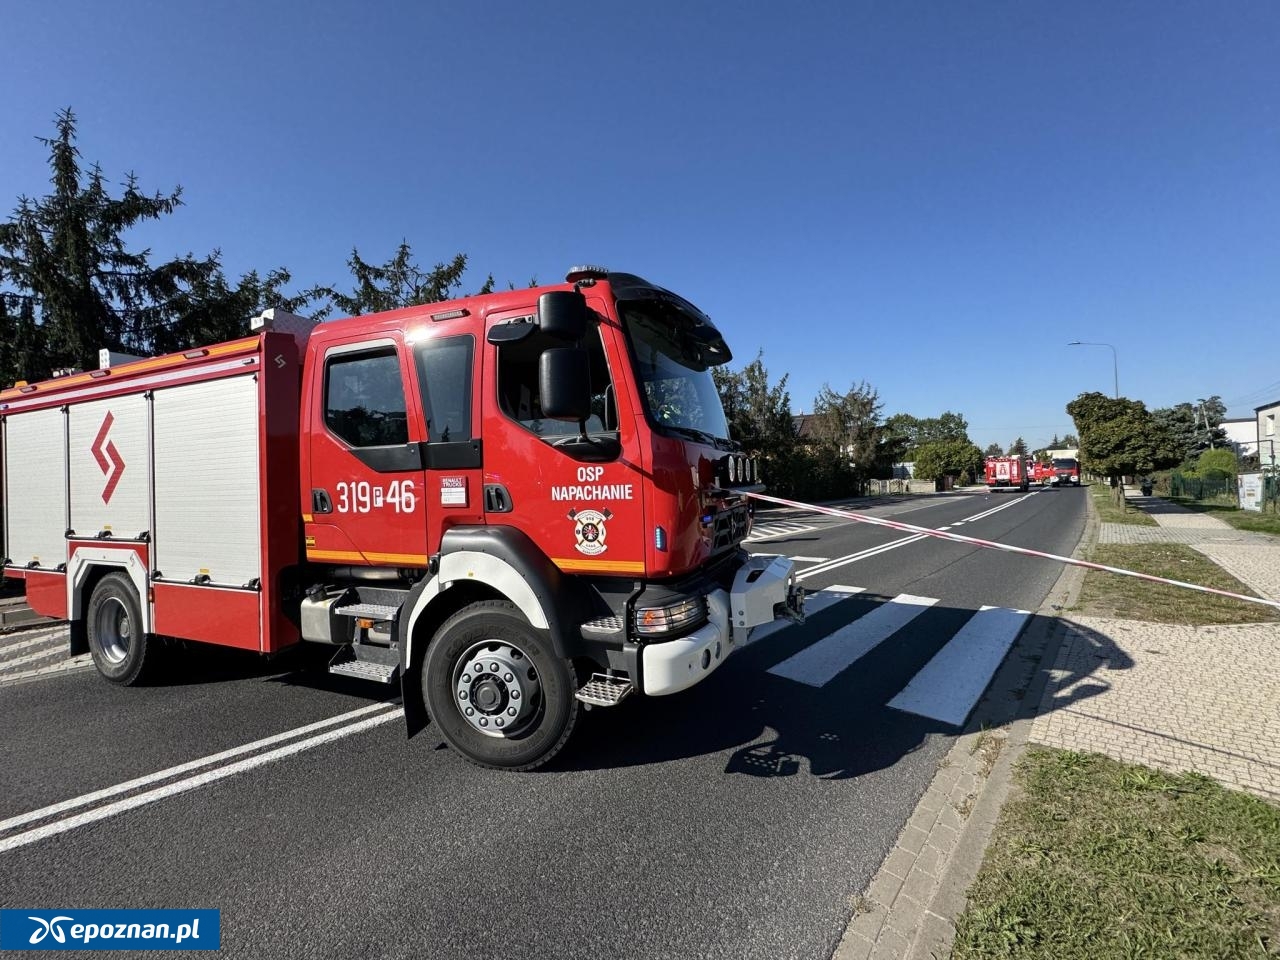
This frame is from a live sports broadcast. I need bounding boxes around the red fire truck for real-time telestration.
[0,267,803,770]
[984,456,1030,492]
[1050,457,1081,486]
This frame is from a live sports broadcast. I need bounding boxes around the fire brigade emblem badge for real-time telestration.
[568,508,611,556]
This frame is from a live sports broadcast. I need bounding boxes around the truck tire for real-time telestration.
[86,572,154,686]
[423,600,578,771]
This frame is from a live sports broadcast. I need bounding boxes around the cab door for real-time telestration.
[306,337,429,569]
[480,301,646,577]
[409,333,484,551]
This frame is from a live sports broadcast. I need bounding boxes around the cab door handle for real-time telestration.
[312,488,333,514]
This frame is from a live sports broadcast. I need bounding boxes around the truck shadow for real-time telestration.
[545,599,1133,781]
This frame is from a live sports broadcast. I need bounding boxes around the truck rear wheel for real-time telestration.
[423,600,578,771]
[86,572,154,686]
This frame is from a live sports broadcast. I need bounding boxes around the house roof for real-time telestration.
[792,413,818,439]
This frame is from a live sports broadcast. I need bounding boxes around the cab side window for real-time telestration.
[324,348,408,447]
[415,336,473,443]
[496,320,616,438]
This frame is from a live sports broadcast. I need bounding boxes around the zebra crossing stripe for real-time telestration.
[739,586,863,649]
[887,605,1030,726]
[0,654,93,685]
[0,627,68,653]
[0,643,69,670]
[746,522,817,543]
[768,594,937,687]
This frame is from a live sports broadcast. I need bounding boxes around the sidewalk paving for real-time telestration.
[1030,616,1280,801]
[836,486,1280,960]
[1037,488,1280,800]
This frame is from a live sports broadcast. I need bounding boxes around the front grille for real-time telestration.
[712,503,751,552]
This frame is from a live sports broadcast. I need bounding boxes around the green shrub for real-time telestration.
[1196,448,1237,477]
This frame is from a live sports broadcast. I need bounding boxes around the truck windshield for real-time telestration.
[620,300,731,445]
[1052,458,1078,469]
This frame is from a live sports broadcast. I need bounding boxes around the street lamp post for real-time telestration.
[1067,341,1119,398]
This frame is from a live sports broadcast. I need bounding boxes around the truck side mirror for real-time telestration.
[539,347,591,422]
[537,291,587,342]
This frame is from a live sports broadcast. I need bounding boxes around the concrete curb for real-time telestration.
[833,489,1099,960]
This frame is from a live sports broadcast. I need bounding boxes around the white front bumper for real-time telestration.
[641,555,799,696]
[642,589,730,696]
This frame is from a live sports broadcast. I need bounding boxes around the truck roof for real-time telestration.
[1,268,728,407]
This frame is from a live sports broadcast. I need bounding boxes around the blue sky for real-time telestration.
[2,1,1278,452]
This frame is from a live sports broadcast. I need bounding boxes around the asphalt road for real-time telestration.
[0,485,1086,960]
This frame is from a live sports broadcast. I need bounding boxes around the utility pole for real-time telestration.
[1196,399,1215,449]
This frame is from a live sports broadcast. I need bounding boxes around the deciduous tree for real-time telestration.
[713,352,798,491]
[883,410,970,459]
[808,381,897,493]
[1067,392,1181,483]
[913,438,985,482]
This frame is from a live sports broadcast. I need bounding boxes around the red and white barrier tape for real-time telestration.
[746,491,1280,611]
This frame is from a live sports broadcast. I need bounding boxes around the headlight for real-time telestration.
[633,596,708,637]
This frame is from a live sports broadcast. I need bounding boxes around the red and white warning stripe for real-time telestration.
[746,491,1280,611]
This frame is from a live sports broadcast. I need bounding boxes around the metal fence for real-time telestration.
[1167,471,1236,500]
[1166,470,1280,512]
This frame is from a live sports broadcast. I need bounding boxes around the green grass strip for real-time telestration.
[1089,484,1158,527]
[953,747,1280,959]
[1072,543,1279,625]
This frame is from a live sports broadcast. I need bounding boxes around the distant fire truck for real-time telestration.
[984,456,1030,492]
[1050,457,1081,486]
[0,267,803,770]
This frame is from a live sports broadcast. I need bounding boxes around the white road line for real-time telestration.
[787,556,828,563]
[937,526,952,531]
[0,703,399,836]
[888,606,1031,726]
[0,654,92,685]
[746,522,818,543]
[0,644,69,669]
[0,627,67,652]
[957,491,1037,524]
[739,586,865,649]
[0,707,403,854]
[797,534,928,581]
[768,594,938,687]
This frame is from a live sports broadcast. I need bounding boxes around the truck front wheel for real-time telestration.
[423,600,578,771]
[86,572,154,686]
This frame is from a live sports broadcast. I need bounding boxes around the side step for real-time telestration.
[332,602,399,621]
[329,643,399,684]
[580,614,625,640]
[575,673,633,707]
